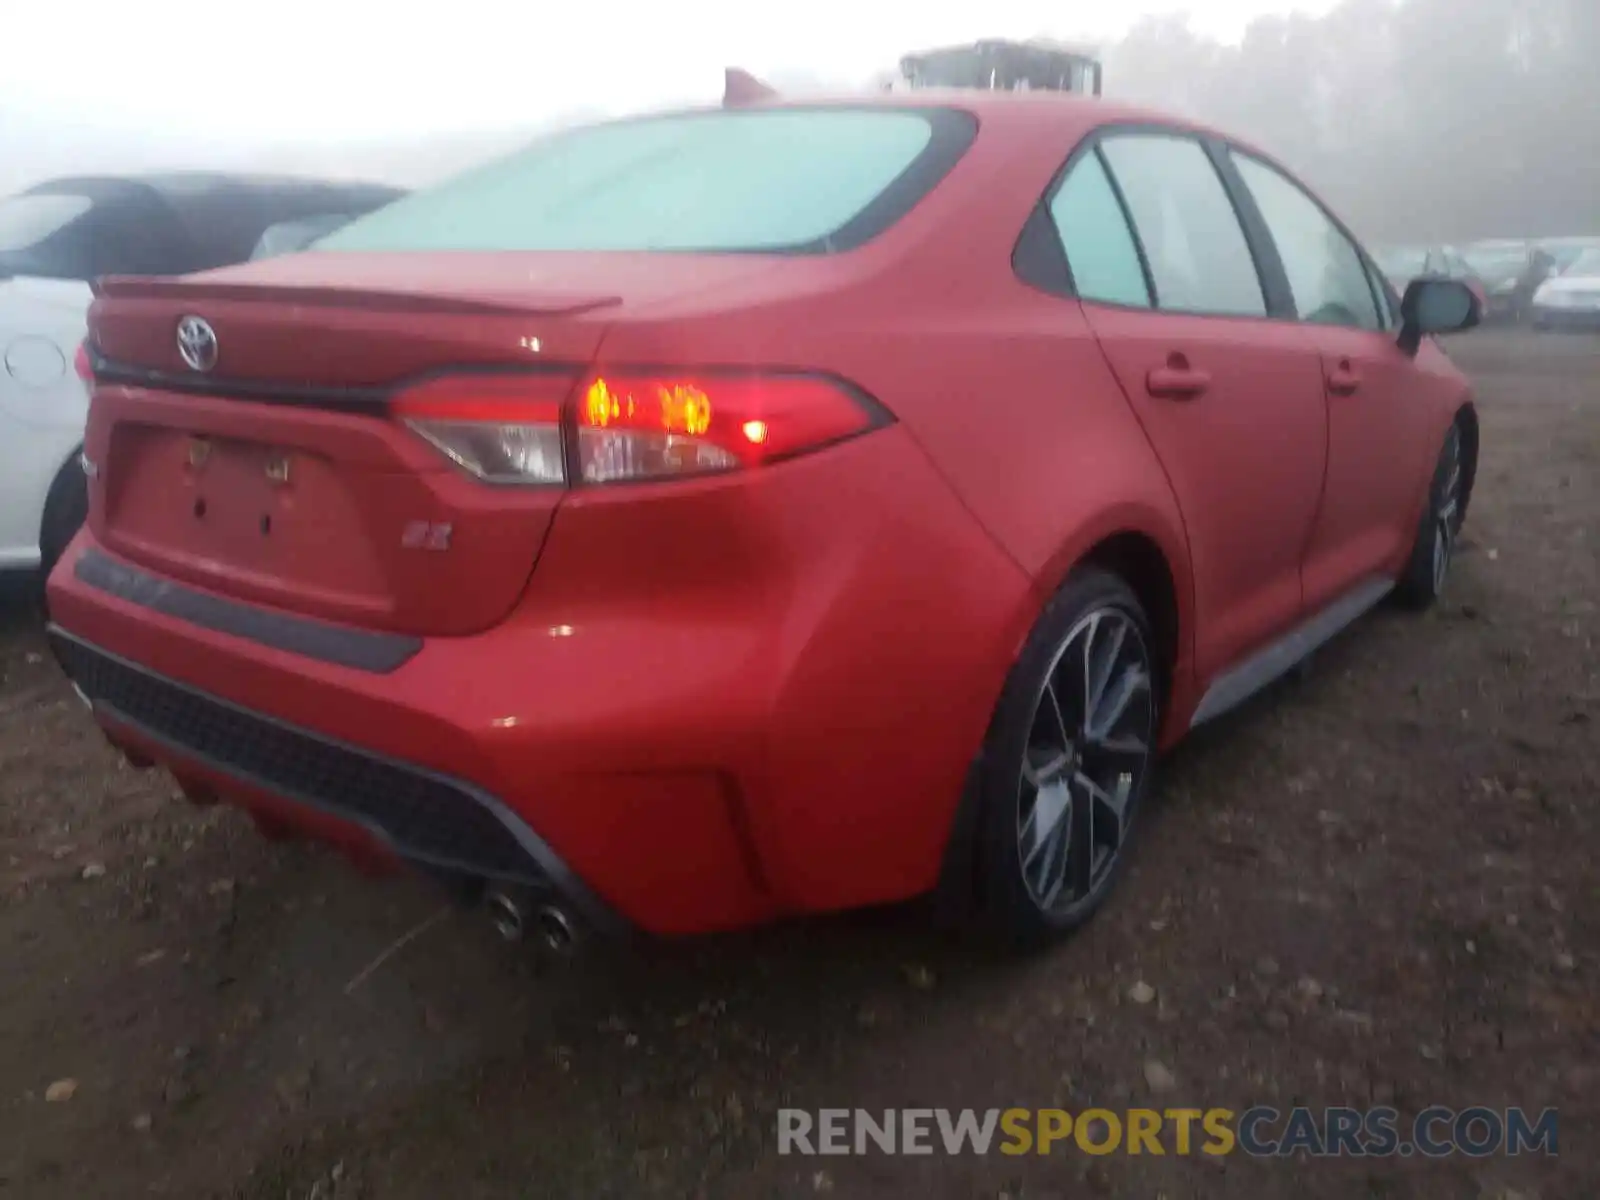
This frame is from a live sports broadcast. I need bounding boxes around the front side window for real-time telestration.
[1098,133,1267,317]
[316,108,970,255]
[1231,152,1381,331]
[1363,257,1398,328]
[1047,150,1151,308]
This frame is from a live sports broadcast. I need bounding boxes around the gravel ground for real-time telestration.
[0,330,1594,1200]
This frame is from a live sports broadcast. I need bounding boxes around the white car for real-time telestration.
[0,270,91,576]
[0,175,405,582]
[1531,247,1600,331]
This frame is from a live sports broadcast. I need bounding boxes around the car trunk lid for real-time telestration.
[82,253,782,638]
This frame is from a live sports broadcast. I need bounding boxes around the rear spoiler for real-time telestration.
[89,274,617,318]
[724,68,779,107]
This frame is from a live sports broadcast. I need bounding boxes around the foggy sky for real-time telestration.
[2,0,1337,192]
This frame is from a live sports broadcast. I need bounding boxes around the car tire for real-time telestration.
[970,567,1160,950]
[1395,423,1464,611]
[38,451,89,583]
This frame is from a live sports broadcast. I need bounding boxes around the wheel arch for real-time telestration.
[1027,508,1195,714]
[932,516,1194,918]
[1082,533,1181,700]
[37,440,87,569]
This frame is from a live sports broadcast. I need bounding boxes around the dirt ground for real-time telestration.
[1,330,1594,1200]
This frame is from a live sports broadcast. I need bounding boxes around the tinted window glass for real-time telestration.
[1099,134,1265,317]
[0,194,92,253]
[1231,152,1381,331]
[252,213,362,260]
[317,109,962,255]
[1048,151,1151,308]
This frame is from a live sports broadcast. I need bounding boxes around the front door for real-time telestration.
[1223,148,1438,612]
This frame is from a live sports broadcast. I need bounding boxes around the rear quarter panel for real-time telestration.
[596,102,1197,726]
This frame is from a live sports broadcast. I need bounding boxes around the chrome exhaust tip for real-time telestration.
[485,890,526,942]
[534,904,579,954]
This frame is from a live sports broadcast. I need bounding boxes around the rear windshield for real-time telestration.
[0,194,93,254]
[315,107,973,255]
[252,213,363,260]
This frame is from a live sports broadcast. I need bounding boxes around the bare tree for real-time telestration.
[1103,0,1599,240]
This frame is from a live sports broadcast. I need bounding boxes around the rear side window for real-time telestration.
[317,109,971,255]
[1099,134,1267,317]
[1048,151,1151,308]
[0,194,92,253]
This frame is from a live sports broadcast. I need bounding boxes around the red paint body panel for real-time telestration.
[1079,306,1328,680]
[1299,334,1462,611]
[85,385,563,635]
[50,426,1031,932]
[49,93,1476,936]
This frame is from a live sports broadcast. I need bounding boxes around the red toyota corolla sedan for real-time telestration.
[47,92,1480,950]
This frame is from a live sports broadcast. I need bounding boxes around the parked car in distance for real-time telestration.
[1535,235,1600,276]
[49,93,1481,951]
[1459,241,1529,320]
[1465,241,1561,326]
[1371,243,1473,284]
[1531,246,1600,330]
[250,191,408,260]
[0,173,404,583]
[1372,244,1445,290]
[1372,243,1486,315]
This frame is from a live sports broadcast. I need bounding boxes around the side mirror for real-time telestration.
[1398,276,1480,356]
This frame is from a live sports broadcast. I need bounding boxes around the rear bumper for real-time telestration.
[46,428,1035,936]
[49,625,629,935]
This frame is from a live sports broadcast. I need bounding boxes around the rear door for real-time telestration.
[1220,148,1438,613]
[1048,129,1329,680]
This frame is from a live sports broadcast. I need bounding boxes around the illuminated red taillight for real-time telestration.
[73,342,93,386]
[390,369,886,486]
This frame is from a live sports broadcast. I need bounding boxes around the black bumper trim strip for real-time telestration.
[74,548,421,674]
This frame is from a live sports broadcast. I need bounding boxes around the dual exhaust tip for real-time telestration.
[485,888,580,954]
